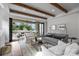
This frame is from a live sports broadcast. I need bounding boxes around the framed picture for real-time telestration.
[57,24,66,30]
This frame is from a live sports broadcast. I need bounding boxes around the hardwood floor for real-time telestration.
[2,39,41,56]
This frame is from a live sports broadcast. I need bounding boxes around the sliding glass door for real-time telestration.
[39,23,44,36]
[12,20,44,37]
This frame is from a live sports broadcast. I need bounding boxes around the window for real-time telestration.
[12,20,44,36]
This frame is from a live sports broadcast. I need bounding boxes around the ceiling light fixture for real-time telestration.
[52,9,55,12]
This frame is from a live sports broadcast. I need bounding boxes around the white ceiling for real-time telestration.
[8,3,79,22]
[25,3,63,15]
[10,12,46,22]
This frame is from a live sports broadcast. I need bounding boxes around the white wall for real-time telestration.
[0,4,9,48]
[78,15,79,38]
[47,12,79,38]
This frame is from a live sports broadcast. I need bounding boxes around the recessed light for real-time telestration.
[52,9,55,12]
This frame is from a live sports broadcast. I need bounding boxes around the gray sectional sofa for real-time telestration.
[42,33,69,46]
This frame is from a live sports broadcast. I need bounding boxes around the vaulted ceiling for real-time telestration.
[8,3,79,22]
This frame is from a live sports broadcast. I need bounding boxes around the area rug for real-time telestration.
[1,45,11,55]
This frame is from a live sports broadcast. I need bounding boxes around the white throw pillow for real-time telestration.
[49,40,70,56]
[64,43,79,56]
[58,40,66,46]
[41,46,56,56]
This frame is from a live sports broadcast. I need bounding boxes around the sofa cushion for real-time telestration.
[64,43,79,56]
[48,40,70,55]
[42,37,58,46]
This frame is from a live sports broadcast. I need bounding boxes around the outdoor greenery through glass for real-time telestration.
[12,22,33,31]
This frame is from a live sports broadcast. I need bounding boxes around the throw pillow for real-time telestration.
[48,40,70,56]
[64,43,79,56]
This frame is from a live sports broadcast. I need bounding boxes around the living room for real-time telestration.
[0,3,79,56]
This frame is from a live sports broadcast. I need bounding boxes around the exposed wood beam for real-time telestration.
[50,3,68,13]
[12,3,55,17]
[12,18,44,23]
[10,9,47,19]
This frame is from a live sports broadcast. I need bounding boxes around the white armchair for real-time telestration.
[25,31,36,45]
